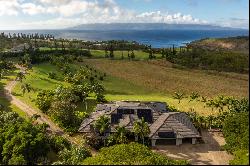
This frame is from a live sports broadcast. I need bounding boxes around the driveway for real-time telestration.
[152,130,233,165]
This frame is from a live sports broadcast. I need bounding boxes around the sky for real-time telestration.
[0,0,249,30]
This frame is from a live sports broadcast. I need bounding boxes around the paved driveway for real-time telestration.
[152,130,233,165]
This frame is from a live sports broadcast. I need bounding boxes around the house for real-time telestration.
[78,101,201,146]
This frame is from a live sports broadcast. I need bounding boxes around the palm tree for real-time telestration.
[93,115,110,136]
[189,92,200,102]
[114,126,128,144]
[21,83,32,96]
[133,117,150,145]
[172,92,185,104]
[16,72,25,82]
[201,96,207,103]
[206,115,214,130]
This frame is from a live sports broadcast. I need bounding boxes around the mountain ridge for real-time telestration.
[68,23,244,31]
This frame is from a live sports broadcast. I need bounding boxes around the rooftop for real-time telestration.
[78,101,200,139]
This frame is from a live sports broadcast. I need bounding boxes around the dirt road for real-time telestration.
[3,66,97,154]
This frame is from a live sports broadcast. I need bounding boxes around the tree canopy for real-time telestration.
[82,142,188,165]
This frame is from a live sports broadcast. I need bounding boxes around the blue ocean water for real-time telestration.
[3,29,249,48]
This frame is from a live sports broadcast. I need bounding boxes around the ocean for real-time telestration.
[3,29,249,48]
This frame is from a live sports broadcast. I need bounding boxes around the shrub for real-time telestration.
[82,143,188,165]
[48,72,56,79]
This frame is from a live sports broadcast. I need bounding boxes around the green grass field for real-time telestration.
[90,50,162,60]
[39,47,162,60]
[10,60,247,116]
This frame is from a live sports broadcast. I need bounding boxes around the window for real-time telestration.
[158,132,176,138]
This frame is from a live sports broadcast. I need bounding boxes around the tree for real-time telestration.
[16,72,25,82]
[107,126,129,146]
[133,118,150,145]
[92,82,106,103]
[172,92,185,104]
[22,53,31,66]
[53,145,91,165]
[82,143,188,165]
[115,126,129,144]
[130,50,135,60]
[21,83,32,96]
[48,72,56,79]
[36,90,54,113]
[49,100,78,131]
[93,115,110,136]
[189,92,200,102]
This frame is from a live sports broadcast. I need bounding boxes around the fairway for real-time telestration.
[90,49,162,60]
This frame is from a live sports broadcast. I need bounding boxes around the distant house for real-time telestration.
[78,101,201,146]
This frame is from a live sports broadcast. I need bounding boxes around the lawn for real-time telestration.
[11,61,246,116]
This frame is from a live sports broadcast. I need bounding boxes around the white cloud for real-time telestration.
[216,18,249,29]
[46,0,97,17]
[135,11,207,24]
[0,0,20,16]
[21,3,46,15]
[0,0,248,29]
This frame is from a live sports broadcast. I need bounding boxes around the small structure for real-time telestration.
[78,101,201,146]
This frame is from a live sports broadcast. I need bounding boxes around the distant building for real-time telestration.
[78,101,201,146]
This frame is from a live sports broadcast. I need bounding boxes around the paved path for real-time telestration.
[3,66,97,155]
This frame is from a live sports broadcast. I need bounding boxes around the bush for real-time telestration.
[48,72,56,79]
[53,145,91,165]
[229,150,249,165]
[82,142,188,165]
[48,135,71,153]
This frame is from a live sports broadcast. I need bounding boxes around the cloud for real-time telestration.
[0,0,248,29]
[21,3,46,15]
[217,17,249,29]
[135,11,207,24]
[36,0,72,5]
[0,0,20,16]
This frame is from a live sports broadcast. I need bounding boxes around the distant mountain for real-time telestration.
[68,23,242,31]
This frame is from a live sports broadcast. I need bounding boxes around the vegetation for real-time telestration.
[1,33,249,165]
[168,48,249,73]
[82,143,189,165]
[133,118,150,145]
[0,104,68,165]
[222,99,249,165]
[53,145,91,165]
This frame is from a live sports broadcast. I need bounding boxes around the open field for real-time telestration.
[39,47,162,60]
[10,60,248,116]
[90,50,162,60]
[81,59,249,98]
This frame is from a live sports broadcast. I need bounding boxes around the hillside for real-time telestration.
[188,36,249,54]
